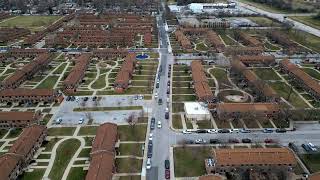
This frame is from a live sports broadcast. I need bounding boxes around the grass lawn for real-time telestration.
[74,106,142,112]
[246,17,281,27]
[252,68,282,80]
[288,29,320,53]
[264,41,281,51]
[215,120,231,129]
[7,128,22,138]
[290,16,320,30]
[243,118,260,128]
[302,68,320,80]
[91,75,106,89]
[173,76,192,82]
[49,139,81,180]
[48,127,76,136]
[52,63,67,74]
[72,91,93,96]
[119,143,144,157]
[119,176,141,180]
[302,153,320,173]
[116,158,142,173]
[209,68,231,89]
[239,0,293,13]
[78,126,98,135]
[84,136,94,146]
[20,169,45,180]
[219,34,237,46]
[66,167,87,180]
[118,125,147,141]
[172,88,194,94]
[197,120,213,129]
[172,95,196,102]
[0,15,61,31]
[174,147,211,177]
[269,82,309,108]
[172,103,185,113]
[195,42,209,51]
[78,148,91,158]
[36,76,59,89]
[41,138,61,152]
[172,114,183,129]
[0,129,8,139]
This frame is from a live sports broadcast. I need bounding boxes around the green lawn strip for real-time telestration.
[288,29,320,53]
[269,82,308,108]
[186,120,193,129]
[0,16,61,31]
[78,148,91,158]
[242,118,260,128]
[174,147,211,177]
[52,63,67,74]
[20,169,45,180]
[219,34,237,46]
[173,76,192,81]
[37,154,51,159]
[264,41,281,51]
[0,129,8,139]
[172,88,194,94]
[301,68,320,80]
[48,127,76,136]
[197,120,213,129]
[246,16,281,27]
[42,114,53,125]
[195,42,209,51]
[132,75,154,81]
[78,126,98,135]
[131,80,150,86]
[36,76,59,89]
[172,95,196,102]
[118,125,147,141]
[290,16,320,30]
[209,68,232,88]
[74,106,142,112]
[215,120,231,129]
[7,128,22,138]
[66,167,87,180]
[257,119,274,128]
[115,158,142,173]
[119,176,141,180]
[119,143,144,157]
[238,0,293,13]
[252,68,282,80]
[72,91,93,96]
[84,136,94,146]
[172,114,183,129]
[49,139,81,180]
[172,103,185,113]
[91,75,106,89]
[301,153,320,173]
[41,138,62,152]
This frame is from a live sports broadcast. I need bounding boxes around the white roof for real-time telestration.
[184,102,210,115]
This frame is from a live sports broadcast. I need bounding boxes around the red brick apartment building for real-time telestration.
[63,53,91,93]
[0,53,7,63]
[236,32,263,47]
[0,125,47,180]
[0,111,41,129]
[208,148,296,174]
[280,59,320,100]
[0,27,30,43]
[86,123,118,180]
[8,48,48,58]
[93,48,128,59]
[0,88,63,103]
[215,103,280,119]
[114,53,136,93]
[225,46,264,56]
[268,31,299,54]
[236,55,275,66]
[191,61,215,103]
[175,30,192,51]
[206,31,225,53]
[0,53,51,89]
[231,59,278,101]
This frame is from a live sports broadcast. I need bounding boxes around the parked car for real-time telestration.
[158,98,163,105]
[83,97,89,101]
[263,128,273,133]
[165,160,170,169]
[165,169,170,179]
[149,133,153,141]
[228,138,239,143]
[165,112,169,119]
[150,117,155,130]
[167,81,170,86]
[186,140,194,144]
[240,129,251,133]
[207,129,217,134]
[302,144,312,152]
[146,158,152,170]
[166,89,170,95]
[92,96,97,101]
[78,118,84,124]
[218,129,230,133]
[210,139,220,144]
[66,96,71,101]
[55,117,62,124]
[196,129,207,133]
[195,139,207,144]
[231,129,240,133]
[157,121,162,129]
[242,138,251,143]
[308,142,318,151]
[276,128,286,133]
[182,130,192,134]
[154,93,158,99]
[264,139,274,143]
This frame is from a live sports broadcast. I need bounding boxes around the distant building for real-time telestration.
[184,102,211,121]
[114,53,136,93]
[0,111,41,129]
[188,3,236,13]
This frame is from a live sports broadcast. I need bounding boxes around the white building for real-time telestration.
[184,102,210,121]
[188,2,236,13]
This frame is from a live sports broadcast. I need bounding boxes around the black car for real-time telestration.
[150,117,155,130]
[92,96,97,101]
[242,138,252,143]
[158,98,163,105]
[276,128,287,133]
[210,139,220,144]
[70,96,75,101]
[218,129,230,133]
[301,144,311,152]
[167,81,170,86]
[66,96,71,101]
[156,82,160,88]
[165,112,169,119]
[196,129,207,133]
[83,97,89,101]
[166,89,170,95]
[165,160,170,169]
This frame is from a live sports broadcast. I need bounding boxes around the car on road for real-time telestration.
[92,96,97,101]
[218,129,230,133]
[242,138,251,143]
[167,81,170,86]
[66,96,71,101]
[231,129,240,133]
[150,117,155,130]
[264,139,273,143]
[55,117,62,124]
[207,129,217,134]
[157,121,162,129]
[146,158,151,170]
[165,112,169,119]
[228,138,240,143]
[263,128,273,133]
[196,129,207,133]
[165,169,170,179]
[182,129,192,134]
[83,97,89,101]
[210,139,220,144]
[70,96,75,101]
[154,93,158,99]
[276,128,286,133]
[166,89,170,95]
[78,118,84,124]
[308,142,317,151]
[165,160,170,169]
[195,139,207,144]
[156,82,159,88]
[158,98,163,105]
[149,133,153,141]
[302,144,312,152]
[240,129,251,133]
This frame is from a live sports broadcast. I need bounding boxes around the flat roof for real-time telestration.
[184,102,210,115]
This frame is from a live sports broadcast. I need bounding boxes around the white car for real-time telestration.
[182,129,192,134]
[154,93,158,99]
[149,133,153,141]
[207,129,217,134]
[157,121,162,129]
[165,107,169,112]
[78,118,84,124]
[232,129,240,133]
[146,158,152,170]
[55,117,62,124]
